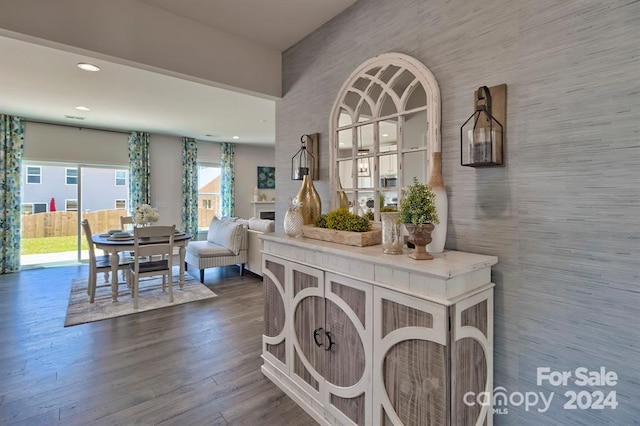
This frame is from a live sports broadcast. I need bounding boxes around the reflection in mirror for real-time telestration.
[357,190,375,219]
[403,111,428,150]
[405,83,427,110]
[338,108,353,127]
[338,160,353,189]
[357,100,373,122]
[379,65,401,84]
[357,123,375,152]
[344,91,360,111]
[379,92,398,117]
[357,151,373,189]
[378,153,397,179]
[337,128,353,157]
[380,189,398,210]
[402,151,428,185]
[391,69,416,99]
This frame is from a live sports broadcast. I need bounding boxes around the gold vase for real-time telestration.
[297,174,322,225]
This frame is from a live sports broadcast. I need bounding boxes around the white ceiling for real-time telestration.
[0,0,357,145]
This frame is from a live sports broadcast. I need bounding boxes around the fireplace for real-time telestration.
[260,211,275,221]
[252,201,275,221]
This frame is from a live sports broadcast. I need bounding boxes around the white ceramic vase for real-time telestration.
[426,152,447,253]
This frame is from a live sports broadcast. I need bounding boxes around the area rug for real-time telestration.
[64,267,217,327]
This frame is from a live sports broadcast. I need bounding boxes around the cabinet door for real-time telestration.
[373,288,448,426]
[289,262,326,402]
[451,288,493,426]
[262,255,288,370]
[323,273,373,426]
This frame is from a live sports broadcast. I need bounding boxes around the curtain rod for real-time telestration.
[24,118,132,135]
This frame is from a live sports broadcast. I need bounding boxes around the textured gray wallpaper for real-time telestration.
[277,0,640,424]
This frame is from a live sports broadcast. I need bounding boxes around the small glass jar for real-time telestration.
[381,212,403,254]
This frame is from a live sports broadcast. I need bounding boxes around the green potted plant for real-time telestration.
[399,177,439,260]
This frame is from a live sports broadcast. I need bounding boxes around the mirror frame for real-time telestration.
[329,53,441,220]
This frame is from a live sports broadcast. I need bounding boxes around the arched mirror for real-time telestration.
[330,53,441,221]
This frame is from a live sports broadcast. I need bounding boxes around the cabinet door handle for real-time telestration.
[324,331,335,352]
[313,327,324,347]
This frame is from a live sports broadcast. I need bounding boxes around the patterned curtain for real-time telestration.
[0,115,25,274]
[128,131,151,210]
[181,138,198,237]
[220,142,235,217]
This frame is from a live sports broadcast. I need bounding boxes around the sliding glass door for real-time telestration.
[20,162,128,266]
[78,166,129,261]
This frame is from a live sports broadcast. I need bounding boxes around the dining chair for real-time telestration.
[129,225,176,309]
[81,219,130,303]
[119,215,140,276]
[120,215,135,231]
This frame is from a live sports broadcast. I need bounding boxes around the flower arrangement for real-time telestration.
[133,204,159,226]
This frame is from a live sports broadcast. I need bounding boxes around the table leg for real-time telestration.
[179,245,186,289]
[110,251,120,302]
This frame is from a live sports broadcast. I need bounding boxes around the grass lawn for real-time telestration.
[22,236,88,255]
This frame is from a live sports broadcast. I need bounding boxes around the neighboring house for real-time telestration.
[198,175,221,215]
[20,164,129,214]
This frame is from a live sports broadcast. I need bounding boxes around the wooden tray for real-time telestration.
[301,225,381,247]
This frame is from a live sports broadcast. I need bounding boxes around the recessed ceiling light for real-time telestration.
[232,136,240,140]
[75,106,90,111]
[382,133,389,137]
[77,62,100,72]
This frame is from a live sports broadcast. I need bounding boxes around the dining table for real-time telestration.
[92,231,193,302]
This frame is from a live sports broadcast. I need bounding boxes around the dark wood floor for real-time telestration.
[0,264,316,425]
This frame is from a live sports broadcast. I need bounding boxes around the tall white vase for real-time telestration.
[426,152,448,253]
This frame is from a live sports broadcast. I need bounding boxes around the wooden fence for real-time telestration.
[21,208,219,238]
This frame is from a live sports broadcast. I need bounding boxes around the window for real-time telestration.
[21,203,47,215]
[66,168,78,185]
[115,170,127,186]
[115,199,126,209]
[65,199,78,212]
[198,163,221,227]
[26,166,41,184]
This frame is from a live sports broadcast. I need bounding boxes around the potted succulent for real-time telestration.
[399,177,439,260]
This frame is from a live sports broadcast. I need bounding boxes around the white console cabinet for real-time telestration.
[260,233,497,426]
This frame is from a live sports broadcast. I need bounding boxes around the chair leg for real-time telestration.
[168,271,174,303]
[185,262,188,271]
[240,263,245,277]
[133,276,139,309]
[200,269,205,284]
[89,273,96,303]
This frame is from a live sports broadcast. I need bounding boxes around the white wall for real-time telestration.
[234,144,276,219]
[22,123,275,229]
[0,0,281,98]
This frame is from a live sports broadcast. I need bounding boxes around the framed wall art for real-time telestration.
[257,166,276,189]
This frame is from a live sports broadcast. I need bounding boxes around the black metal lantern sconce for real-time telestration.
[460,84,507,167]
[291,133,319,180]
